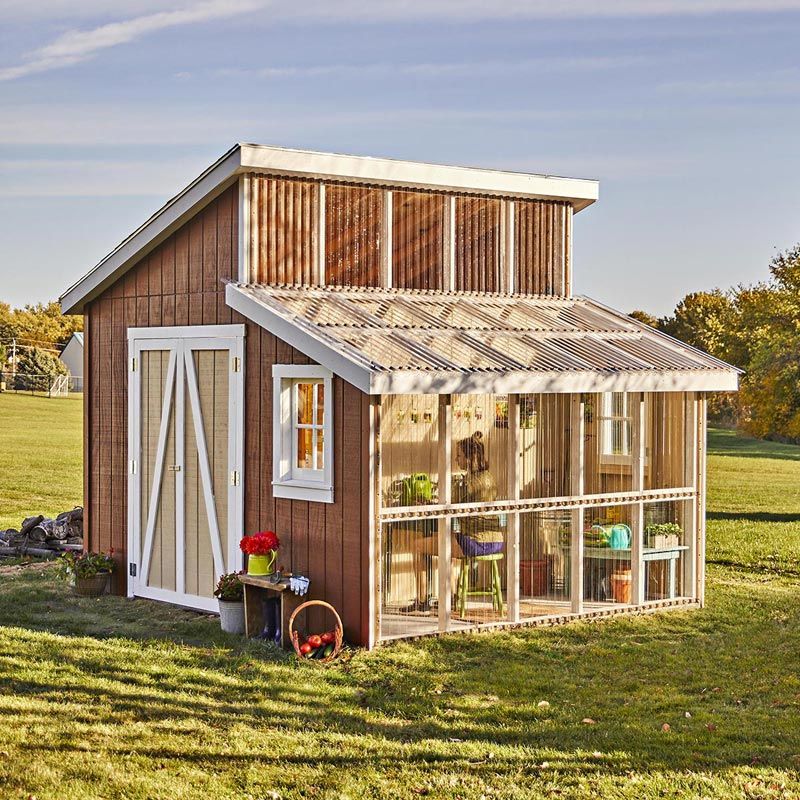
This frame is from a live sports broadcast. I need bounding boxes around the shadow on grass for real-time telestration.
[1,564,799,783]
[707,510,800,523]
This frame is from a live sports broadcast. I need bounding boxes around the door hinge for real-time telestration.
[231,356,241,373]
[129,563,137,577]
[130,357,137,372]
[231,470,240,486]
[129,460,137,475]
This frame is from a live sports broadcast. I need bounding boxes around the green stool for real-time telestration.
[456,554,504,617]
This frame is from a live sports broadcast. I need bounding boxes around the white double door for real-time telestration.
[127,325,245,611]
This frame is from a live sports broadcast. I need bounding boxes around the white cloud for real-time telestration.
[4,0,800,23]
[659,70,800,97]
[0,0,265,82]
[0,102,617,147]
[216,54,645,81]
[1,0,797,81]
[269,0,800,21]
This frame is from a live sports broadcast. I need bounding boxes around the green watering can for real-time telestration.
[399,473,433,506]
[591,523,632,550]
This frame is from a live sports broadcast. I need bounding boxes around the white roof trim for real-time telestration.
[240,143,598,209]
[60,143,598,314]
[226,283,740,396]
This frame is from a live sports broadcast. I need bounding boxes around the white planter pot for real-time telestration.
[218,599,245,634]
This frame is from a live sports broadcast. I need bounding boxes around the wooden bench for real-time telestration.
[239,574,305,648]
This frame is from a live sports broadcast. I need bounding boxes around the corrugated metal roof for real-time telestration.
[226,283,741,395]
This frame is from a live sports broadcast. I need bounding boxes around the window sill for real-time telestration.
[273,479,334,504]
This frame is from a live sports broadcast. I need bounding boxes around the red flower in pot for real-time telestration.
[240,531,280,576]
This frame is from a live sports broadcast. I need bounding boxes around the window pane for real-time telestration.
[519,394,572,500]
[451,394,509,503]
[583,503,636,606]
[645,393,688,489]
[316,430,325,471]
[296,427,314,469]
[585,393,633,495]
[380,395,439,508]
[297,383,314,425]
[315,382,325,426]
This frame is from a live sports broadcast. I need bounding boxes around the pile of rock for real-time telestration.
[0,507,83,558]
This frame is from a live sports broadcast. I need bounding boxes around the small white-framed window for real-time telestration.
[600,392,633,462]
[273,365,334,503]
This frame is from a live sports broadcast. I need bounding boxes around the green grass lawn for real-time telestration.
[0,423,798,798]
[0,392,83,531]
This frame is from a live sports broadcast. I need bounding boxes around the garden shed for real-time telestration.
[61,143,739,647]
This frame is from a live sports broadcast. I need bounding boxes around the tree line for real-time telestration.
[0,301,83,388]
[631,244,800,442]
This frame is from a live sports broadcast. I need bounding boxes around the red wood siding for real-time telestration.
[83,182,372,645]
[250,176,572,296]
[514,200,571,295]
[325,184,384,287]
[250,175,319,285]
[392,190,447,290]
[454,196,502,292]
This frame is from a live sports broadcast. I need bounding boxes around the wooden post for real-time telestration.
[506,394,520,623]
[238,175,251,284]
[444,196,455,292]
[506,201,515,294]
[630,392,646,606]
[570,394,585,614]
[316,183,326,286]
[682,392,697,599]
[438,394,452,632]
[368,396,381,647]
[564,205,573,296]
[381,190,393,288]
[697,395,708,605]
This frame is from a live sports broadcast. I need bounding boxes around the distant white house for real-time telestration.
[59,331,84,392]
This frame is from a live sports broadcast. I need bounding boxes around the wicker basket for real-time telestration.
[289,600,344,663]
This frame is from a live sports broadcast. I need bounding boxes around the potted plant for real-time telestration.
[214,572,245,634]
[57,549,115,597]
[645,522,682,549]
[240,530,280,576]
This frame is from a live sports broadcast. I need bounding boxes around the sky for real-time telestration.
[1,1,799,316]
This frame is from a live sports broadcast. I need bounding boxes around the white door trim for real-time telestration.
[127,324,245,609]
[183,346,226,580]
[139,347,178,588]
[128,324,245,340]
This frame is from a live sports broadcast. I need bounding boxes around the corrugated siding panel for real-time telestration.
[392,190,446,290]
[515,199,570,295]
[454,196,502,292]
[325,184,383,287]
[251,175,319,285]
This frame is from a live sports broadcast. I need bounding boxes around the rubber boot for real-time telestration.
[270,598,282,646]
[261,596,275,641]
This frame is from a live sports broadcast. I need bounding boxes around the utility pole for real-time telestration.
[10,337,16,379]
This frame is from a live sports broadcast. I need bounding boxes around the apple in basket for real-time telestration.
[299,642,313,656]
[306,634,323,649]
[320,630,335,645]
